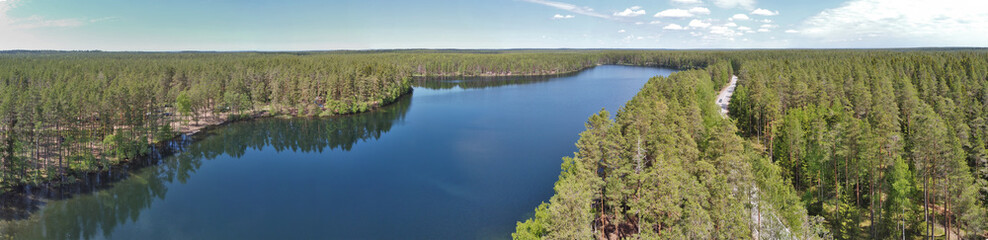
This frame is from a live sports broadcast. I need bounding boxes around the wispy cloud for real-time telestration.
[614,6,646,17]
[688,19,711,29]
[522,0,615,20]
[552,14,575,19]
[713,0,755,9]
[798,0,988,46]
[750,8,778,16]
[10,16,84,29]
[663,23,685,30]
[654,9,694,18]
[709,25,742,38]
[0,0,106,49]
[671,0,703,4]
[1,0,97,30]
[688,7,711,15]
[729,13,750,20]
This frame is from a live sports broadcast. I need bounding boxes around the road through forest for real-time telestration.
[717,75,738,117]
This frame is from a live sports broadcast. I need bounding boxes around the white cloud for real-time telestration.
[618,29,626,33]
[760,24,776,28]
[552,14,575,19]
[663,23,685,30]
[785,29,799,33]
[760,19,772,23]
[688,19,711,29]
[649,20,663,25]
[688,7,711,15]
[523,0,615,20]
[0,0,91,49]
[635,21,644,25]
[724,22,738,27]
[799,0,988,46]
[713,0,755,9]
[614,6,646,17]
[751,8,779,16]
[730,14,750,20]
[757,28,770,32]
[1,1,84,29]
[737,26,751,31]
[708,25,742,39]
[671,0,703,4]
[654,9,693,18]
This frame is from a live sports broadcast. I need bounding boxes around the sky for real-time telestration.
[0,0,985,51]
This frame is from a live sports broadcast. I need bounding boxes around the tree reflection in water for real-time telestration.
[1,93,412,240]
[411,71,581,90]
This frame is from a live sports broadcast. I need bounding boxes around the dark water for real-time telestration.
[2,65,675,239]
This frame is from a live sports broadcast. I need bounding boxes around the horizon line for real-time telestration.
[1,47,986,53]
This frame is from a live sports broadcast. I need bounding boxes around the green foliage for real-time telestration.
[3,49,986,239]
[727,50,988,238]
[517,68,823,239]
[176,91,192,116]
[102,131,148,161]
[513,202,550,240]
[155,124,176,142]
[517,49,988,239]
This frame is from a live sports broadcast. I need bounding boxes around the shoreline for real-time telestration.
[0,67,599,220]
[0,86,414,220]
[0,63,683,198]
[410,63,692,79]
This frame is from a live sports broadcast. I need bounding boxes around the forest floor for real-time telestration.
[169,109,270,136]
[717,75,738,116]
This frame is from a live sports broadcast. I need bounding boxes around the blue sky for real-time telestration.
[0,0,985,50]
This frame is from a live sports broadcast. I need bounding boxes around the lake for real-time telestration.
[2,65,676,239]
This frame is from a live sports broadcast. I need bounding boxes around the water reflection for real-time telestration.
[412,71,580,90]
[1,65,675,239]
[188,92,411,157]
[0,94,412,240]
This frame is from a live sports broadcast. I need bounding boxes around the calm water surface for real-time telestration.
[5,65,675,239]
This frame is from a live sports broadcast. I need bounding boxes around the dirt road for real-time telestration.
[717,75,738,117]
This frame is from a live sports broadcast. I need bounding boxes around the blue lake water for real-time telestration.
[4,65,676,239]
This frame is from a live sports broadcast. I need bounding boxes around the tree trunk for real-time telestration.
[835,155,840,230]
[923,156,929,240]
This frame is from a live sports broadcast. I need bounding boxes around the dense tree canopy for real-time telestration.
[1,49,985,239]
[726,50,988,239]
[513,67,823,240]
[515,49,988,239]
[0,49,721,192]
[0,51,412,191]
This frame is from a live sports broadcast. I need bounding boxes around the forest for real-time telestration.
[727,51,988,239]
[0,51,412,192]
[1,49,985,239]
[512,50,987,239]
[1,95,412,239]
[0,50,718,193]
